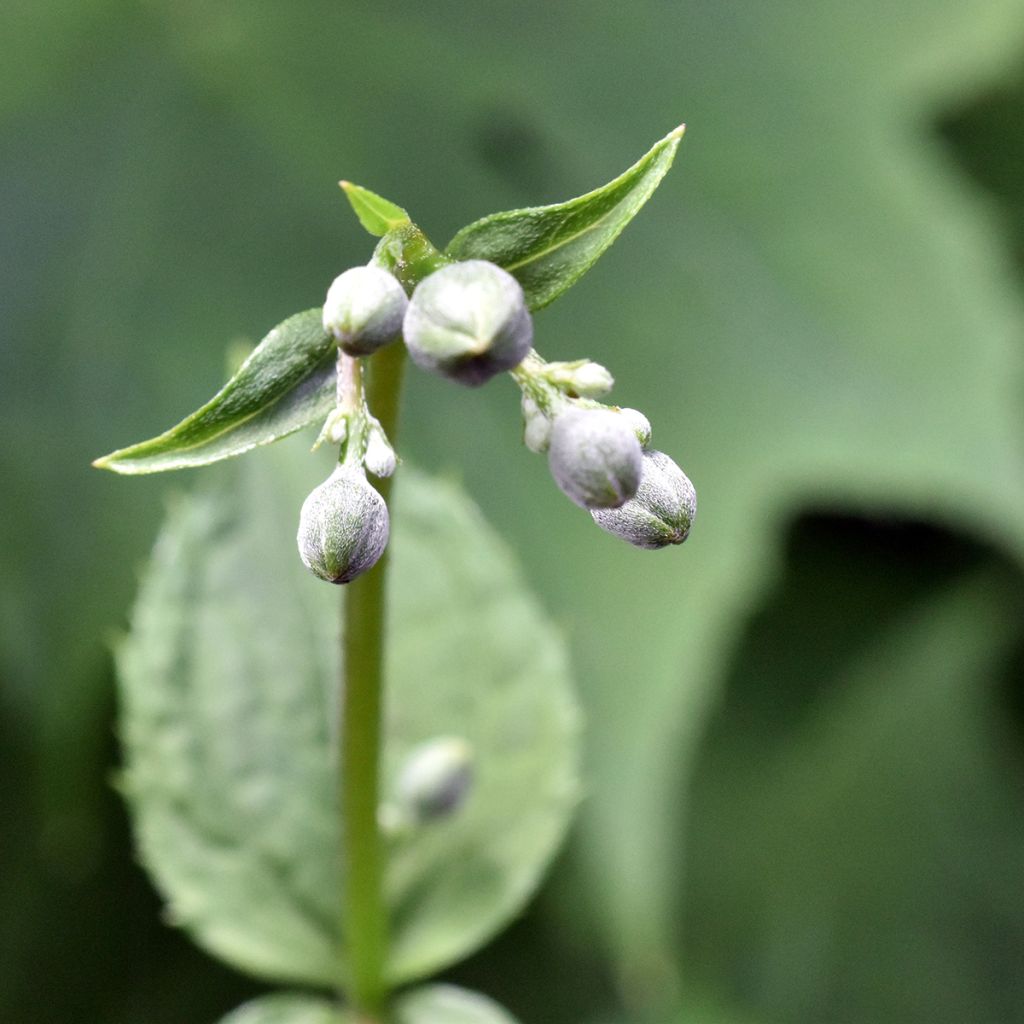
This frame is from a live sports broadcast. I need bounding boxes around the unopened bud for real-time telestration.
[590,449,696,548]
[617,407,652,448]
[297,466,390,583]
[397,737,474,822]
[403,260,533,386]
[548,408,642,509]
[545,360,615,398]
[363,421,397,478]
[522,395,552,454]
[323,266,408,356]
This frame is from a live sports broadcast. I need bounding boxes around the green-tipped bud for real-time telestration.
[548,407,643,509]
[297,466,390,583]
[323,266,408,356]
[397,736,474,822]
[591,449,696,548]
[522,395,553,454]
[403,260,533,386]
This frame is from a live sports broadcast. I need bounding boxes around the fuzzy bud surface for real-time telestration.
[591,449,696,548]
[548,407,643,509]
[403,260,533,386]
[297,466,390,583]
[323,266,408,356]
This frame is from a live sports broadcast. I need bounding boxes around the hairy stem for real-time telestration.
[340,340,407,1020]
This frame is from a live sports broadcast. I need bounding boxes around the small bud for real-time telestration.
[403,260,533,386]
[617,407,652,448]
[363,421,397,478]
[312,407,349,451]
[548,407,643,509]
[522,395,552,454]
[297,466,390,583]
[590,449,696,548]
[544,359,615,398]
[397,736,475,822]
[323,266,408,356]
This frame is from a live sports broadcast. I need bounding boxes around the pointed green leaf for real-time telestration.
[340,181,411,237]
[93,309,336,474]
[445,125,684,310]
[117,440,580,986]
[394,985,520,1024]
[218,994,348,1024]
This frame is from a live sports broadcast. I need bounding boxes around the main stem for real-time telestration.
[340,340,407,1021]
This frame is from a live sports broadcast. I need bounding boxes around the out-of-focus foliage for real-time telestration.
[3,2,1024,1023]
[119,448,578,988]
[218,993,345,1024]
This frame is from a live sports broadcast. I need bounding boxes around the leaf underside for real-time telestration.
[94,309,336,474]
[118,441,580,987]
[445,125,684,310]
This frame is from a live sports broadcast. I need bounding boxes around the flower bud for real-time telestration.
[363,421,397,478]
[617,407,652,448]
[522,395,552,454]
[297,466,390,583]
[323,266,408,356]
[590,449,696,548]
[403,260,533,386]
[548,408,643,509]
[397,736,474,822]
[544,359,615,398]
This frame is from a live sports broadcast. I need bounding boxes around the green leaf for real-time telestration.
[93,309,336,474]
[218,994,348,1024]
[445,125,684,310]
[393,985,520,1024]
[117,439,580,987]
[680,529,1024,1024]
[340,181,411,237]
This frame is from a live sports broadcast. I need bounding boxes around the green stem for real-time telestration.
[339,224,446,1021]
[339,338,407,1022]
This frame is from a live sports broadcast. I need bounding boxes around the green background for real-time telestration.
[4,2,1024,1022]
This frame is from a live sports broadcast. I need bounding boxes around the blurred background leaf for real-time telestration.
[3,2,1024,1023]
[118,444,578,988]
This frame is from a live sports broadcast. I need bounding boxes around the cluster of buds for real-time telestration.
[514,353,695,547]
[298,256,695,585]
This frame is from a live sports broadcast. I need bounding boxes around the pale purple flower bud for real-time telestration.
[323,266,408,356]
[403,260,533,386]
[548,407,642,509]
[591,449,696,548]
